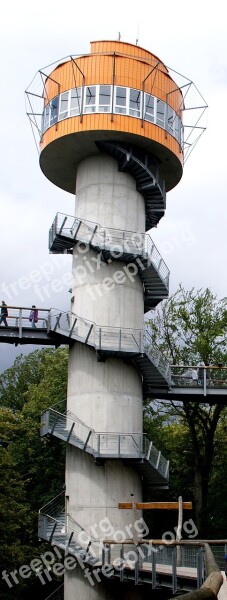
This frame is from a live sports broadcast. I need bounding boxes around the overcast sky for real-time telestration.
[0,0,226,372]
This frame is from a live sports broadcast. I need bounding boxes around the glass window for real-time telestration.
[156,99,165,128]
[167,106,174,134]
[59,92,69,120]
[43,104,50,131]
[115,87,126,114]
[98,85,111,112]
[84,86,96,113]
[129,89,140,117]
[174,115,182,144]
[144,94,154,123]
[50,97,58,125]
[70,88,81,116]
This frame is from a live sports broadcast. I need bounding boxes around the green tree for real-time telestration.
[146,286,227,536]
[0,347,68,599]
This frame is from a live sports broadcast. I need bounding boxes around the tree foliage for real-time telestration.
[146,286,227,536]
[148,285,227,365]
[0,347,68,599]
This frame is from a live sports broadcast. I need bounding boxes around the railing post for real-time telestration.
[51,416,59,435]
[85,323,93,344]
[38,513,45,539]
[146,440,153,461]
[66,422,75,443]
[47,310,51,332]
[97,434,100,456]
[203,367,207,396]
[49,521,57,544]
[118,435,121,457]
[152,549,157,589]
[139,330,142,352]
[107,544,111,564]
[83,430,92,451]
[69,317,77,337]
[119,329,121,351]
[53,312,62,332]
[134,547,139,585]
[172,547,177,594]
[19,308,22,338]
[120,545,124,581]
[197,546,204,588]
[99,327,101,350]
[156,451,161,470]
[90,224,98,244]
[65,531,74,556]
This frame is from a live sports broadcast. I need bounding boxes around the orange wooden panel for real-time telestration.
[44,41,182,113]
[40,113,183,165]
[118,502,192,510]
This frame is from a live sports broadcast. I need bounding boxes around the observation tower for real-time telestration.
[26,40,207,599]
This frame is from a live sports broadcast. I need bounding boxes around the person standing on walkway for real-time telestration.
[29,305,38,328]
[0,301,8,327]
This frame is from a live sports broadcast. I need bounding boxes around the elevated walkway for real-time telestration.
[40,408,169,488]
[146,365,227,403]
[1,308,227,402]
[39,491,208,595]
[49,213,169,311]
[0,306,170,391]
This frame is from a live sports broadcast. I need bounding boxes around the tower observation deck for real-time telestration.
[25,40,208,599]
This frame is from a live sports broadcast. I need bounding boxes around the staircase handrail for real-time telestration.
[49,308,171,383]
[49,212,170,285]
[42,407,169,477]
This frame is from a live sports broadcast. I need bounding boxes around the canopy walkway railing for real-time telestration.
[0,305,50,331]
[171,365,227,396]
[102,539,225,595]
[1,309,227,397]
[39,492,226,595]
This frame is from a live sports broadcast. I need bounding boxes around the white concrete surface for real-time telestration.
[65,156,145,600]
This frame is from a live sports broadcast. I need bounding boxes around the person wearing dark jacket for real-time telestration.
[0,301,8,327]
[29,305,38,328]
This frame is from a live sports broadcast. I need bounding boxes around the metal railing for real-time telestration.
[0,305,50,333]
[172,543,223,599]
[40,407,169,481]
[49,309,171,384]
[49,308,143,352]
[101,539,206,592]
[171,365,227,396]
[102,540,225,594]
[49,212,170,287]
[39,492,100,564]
